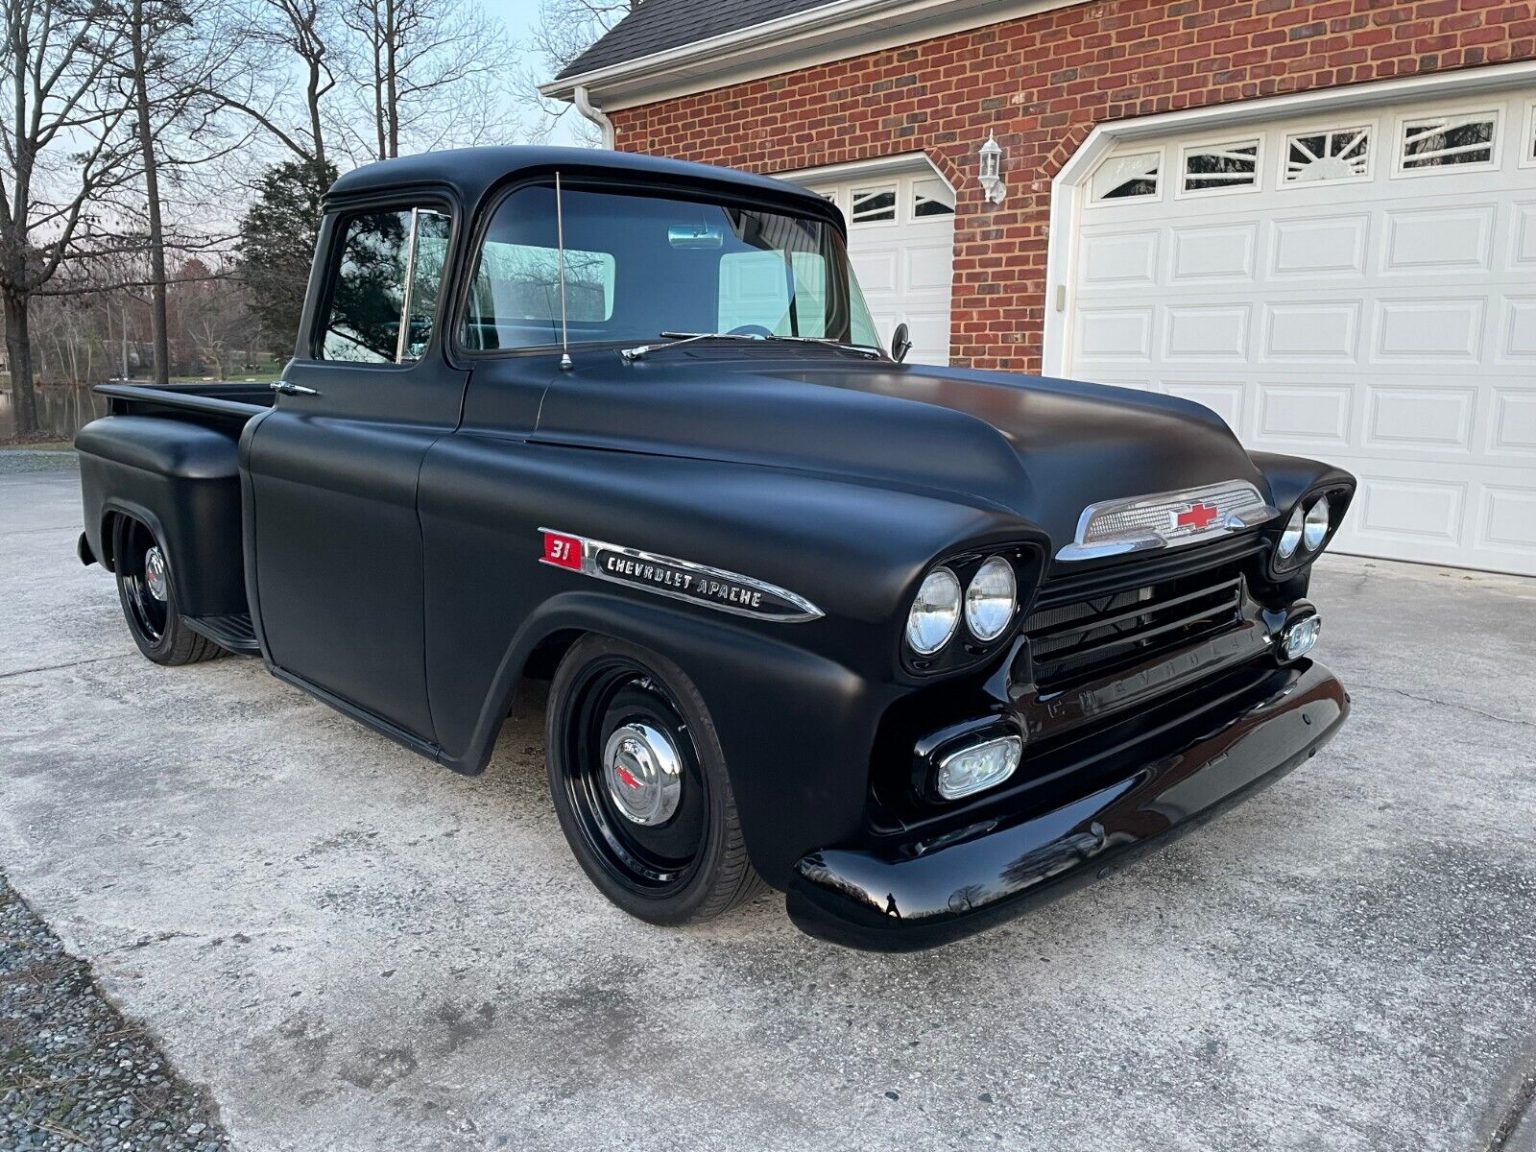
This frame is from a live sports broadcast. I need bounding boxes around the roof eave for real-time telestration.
[539,0,1080,112]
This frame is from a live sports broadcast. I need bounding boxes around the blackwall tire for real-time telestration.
[112,516,223,667]
[546,634,766,925]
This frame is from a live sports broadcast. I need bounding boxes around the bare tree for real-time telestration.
[196,0,337,171]
[0,0,136,436]
[103,0,258,384]
[173,255,248,379]
[519,0,638,144]
[337,0,518,162]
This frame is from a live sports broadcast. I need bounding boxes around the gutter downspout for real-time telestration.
[573,85,616,149]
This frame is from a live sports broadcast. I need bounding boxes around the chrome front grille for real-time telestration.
[1059,479,1277,561]
[1025,566,1245,689]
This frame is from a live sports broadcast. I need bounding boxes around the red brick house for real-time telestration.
[541,0,1536,574]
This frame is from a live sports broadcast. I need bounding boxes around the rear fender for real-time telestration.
[76,416,247,618]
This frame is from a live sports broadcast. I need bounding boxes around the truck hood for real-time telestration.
[533,354,1267,553]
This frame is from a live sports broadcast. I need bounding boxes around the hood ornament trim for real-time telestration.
[1057,480,1278,563]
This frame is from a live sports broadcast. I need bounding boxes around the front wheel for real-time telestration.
[112,516,223,666]
[546,635,765,925]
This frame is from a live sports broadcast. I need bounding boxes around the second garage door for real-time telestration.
[806,166,956,365]
[1065,90,1536,576]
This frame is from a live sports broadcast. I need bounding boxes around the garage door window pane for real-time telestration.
[1401,112,1497,170]
[1092,151,1160,201]
[1283,127,1370,184]
[1181,139,1259,193]
[913,177,956,217]
[851,186,896,223]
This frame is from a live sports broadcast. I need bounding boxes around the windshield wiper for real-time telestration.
[753,334,884,360]
[620,331,884,362]
[619,332,765,362]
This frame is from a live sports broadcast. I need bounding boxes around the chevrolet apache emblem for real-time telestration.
[539,529,823,623]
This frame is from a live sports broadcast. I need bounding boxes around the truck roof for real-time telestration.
[327,146,836,226]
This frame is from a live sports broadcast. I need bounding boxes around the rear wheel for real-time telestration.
[546,635,765,924]
[112,516,222,666]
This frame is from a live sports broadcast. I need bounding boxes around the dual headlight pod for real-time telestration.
[1277,494,1333,563]
[905,556,1018,655]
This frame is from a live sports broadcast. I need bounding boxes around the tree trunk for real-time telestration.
[384,0,399,158]
[3,289,39,438]
[131,0,171,387]
[307,59,327,168]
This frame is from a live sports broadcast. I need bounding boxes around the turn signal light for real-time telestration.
[935,734,1023,800]
[1280,615,1322,661]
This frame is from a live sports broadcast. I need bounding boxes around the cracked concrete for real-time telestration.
[3,467,1536,1152]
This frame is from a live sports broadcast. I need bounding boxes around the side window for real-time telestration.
[320,207,450,363]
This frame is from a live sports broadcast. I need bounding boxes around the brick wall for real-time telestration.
[609,0,1536,371]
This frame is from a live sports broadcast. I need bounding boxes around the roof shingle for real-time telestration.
[556,0,838,80]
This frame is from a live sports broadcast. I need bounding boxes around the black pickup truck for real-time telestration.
[74,146,1352,950]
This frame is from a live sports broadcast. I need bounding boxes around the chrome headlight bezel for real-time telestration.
[1303,496,1331,551]
[1278,506,1304,561]
[1270,486,1350,578]
[900,542,1046,677]
[964,556,1017,642]
[905,566,962,656]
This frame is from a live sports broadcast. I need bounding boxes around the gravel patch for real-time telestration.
[1,874,228,1152]
[0,451,78,475]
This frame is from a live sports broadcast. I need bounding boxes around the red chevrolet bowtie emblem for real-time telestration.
[1174,501,1220,531]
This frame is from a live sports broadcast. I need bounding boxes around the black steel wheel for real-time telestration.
[112,516,222,666]
[546,635,765,924]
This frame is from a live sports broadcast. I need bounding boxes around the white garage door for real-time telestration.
[808,167,956,364]
[1066,91,1536,576]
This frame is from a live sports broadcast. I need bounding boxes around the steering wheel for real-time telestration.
[726,324,775,338]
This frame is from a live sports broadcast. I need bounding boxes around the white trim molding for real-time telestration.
[539,0,1081,112]
[1041,60,1536,378]
[774,150,951,189]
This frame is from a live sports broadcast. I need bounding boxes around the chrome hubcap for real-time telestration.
[144,546,169,602]
[603,722,683,826]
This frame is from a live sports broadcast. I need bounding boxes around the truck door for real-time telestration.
[245,200,464,744]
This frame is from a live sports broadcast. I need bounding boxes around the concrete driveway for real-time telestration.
[3,464,1535,1152]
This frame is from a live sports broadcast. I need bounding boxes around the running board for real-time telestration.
[184,613,260,655]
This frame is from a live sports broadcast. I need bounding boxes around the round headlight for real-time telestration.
[907,567,961,655]
[1278,506,1304,560]
[1303,497,1330,551]
[965,556,1017,642]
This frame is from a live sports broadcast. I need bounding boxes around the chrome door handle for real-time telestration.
[271,380,319,396]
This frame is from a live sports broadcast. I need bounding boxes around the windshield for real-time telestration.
[461,183,883,354]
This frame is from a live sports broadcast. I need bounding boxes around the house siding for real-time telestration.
[609,0,1536,372]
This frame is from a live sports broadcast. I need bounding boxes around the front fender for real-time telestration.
[438,589,898,888]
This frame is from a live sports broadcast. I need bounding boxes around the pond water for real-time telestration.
[1,384,116,441]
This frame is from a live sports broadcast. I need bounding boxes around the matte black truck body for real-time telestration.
[75,147,1354,950]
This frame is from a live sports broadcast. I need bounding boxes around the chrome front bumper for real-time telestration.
[785,658,1348,951]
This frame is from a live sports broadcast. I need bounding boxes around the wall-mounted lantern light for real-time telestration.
[978,132,1007,204]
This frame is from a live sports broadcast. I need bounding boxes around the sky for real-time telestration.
[491,0,585,146]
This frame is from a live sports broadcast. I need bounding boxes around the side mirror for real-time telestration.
[890,322,912,364]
